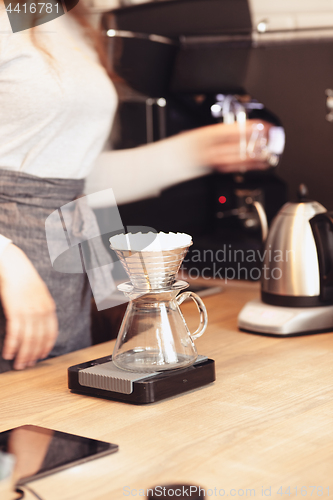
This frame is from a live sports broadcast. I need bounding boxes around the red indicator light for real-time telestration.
[219,196,227,204]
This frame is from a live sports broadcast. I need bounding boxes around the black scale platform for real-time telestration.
[68,355,215,404]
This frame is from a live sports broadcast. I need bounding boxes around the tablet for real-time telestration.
[0,425,118,485]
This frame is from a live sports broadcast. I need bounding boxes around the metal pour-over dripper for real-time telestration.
[109,232,192,290]
[109,232,208,373]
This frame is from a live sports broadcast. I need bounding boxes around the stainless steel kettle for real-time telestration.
[261,184,333,307]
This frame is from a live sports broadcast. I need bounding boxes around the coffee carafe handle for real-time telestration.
[310,212,333,303]
[176,292,208,340]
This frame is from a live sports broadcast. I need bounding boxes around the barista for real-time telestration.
[0,1,271,372]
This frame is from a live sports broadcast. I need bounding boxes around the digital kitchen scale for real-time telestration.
[68,355,215,404]
[238,298,333,336]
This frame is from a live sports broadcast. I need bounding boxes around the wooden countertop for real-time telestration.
[1,281,333,500]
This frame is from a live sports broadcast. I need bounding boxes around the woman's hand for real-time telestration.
[0,244,58,370]
[183,120,273,173]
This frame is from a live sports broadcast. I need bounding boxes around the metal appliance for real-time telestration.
[99,0,333,280]
[238,185,333,335]
[103,0,333,208]
[102,0,290,279]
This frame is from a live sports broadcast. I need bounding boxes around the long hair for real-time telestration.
[68,2,110,72]
[24,0,112,77]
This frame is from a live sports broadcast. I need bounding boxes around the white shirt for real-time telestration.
[0,5,207,253]
[0,6,117,178]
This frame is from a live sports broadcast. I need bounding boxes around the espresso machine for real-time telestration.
[97,0,333,279]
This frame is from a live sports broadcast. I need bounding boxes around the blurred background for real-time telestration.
[87,0,333,280]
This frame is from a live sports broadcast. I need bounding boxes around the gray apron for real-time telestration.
[0,170,92,373]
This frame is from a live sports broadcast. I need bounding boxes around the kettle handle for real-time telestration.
[310,212,333,303]
[176,292,208,340]
[252,201,268,242]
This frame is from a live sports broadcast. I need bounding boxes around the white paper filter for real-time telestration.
[109,232,193,289]
[109,232,192,252]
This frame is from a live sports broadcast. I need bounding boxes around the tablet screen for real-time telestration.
[0,425,118,485]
